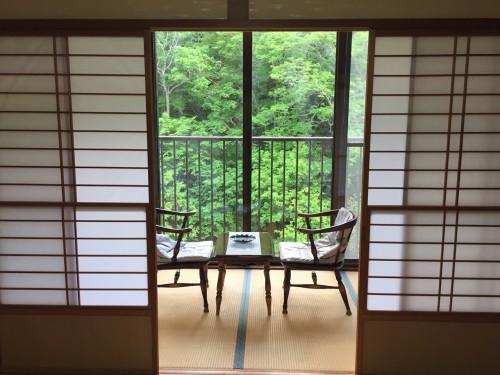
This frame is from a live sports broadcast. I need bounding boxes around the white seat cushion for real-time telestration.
[156,234,213,264]
[279,207,353,265]
[279,240,341,265]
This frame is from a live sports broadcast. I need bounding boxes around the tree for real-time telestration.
[155,32,184,116]
[252,32,337,137]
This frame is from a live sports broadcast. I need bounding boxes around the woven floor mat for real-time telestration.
[158,268,357,372]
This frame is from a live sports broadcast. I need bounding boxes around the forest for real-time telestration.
[155,31,368,257]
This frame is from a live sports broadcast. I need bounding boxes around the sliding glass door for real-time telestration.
[251,32,337,243]
[155,31,366,260]
[155,32,244,237]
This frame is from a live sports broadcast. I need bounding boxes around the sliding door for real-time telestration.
[0,34,157,374]
[358,32,500,375]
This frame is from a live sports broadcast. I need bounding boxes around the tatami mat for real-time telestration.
[158,268,358,372]
[158,269,245,369]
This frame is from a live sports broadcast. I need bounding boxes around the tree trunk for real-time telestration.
[165,90,170,116]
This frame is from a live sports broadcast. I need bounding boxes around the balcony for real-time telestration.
[158,135,363,260]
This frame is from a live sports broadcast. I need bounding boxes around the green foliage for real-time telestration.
[155,31,367,257]
[252,32,336,137]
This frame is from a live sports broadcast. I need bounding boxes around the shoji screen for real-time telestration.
[0,35,151,306]
[365,35,500,313]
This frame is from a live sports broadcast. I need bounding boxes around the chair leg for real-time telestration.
[174,269,180,284]
[199,266,209,313]
[311,271,317,285]
[283,267,291,314]
[204,263,209,288]
[335,269,352,316]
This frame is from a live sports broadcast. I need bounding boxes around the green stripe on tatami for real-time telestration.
[233,268,252,369]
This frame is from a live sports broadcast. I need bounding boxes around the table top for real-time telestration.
[214,231,274,258]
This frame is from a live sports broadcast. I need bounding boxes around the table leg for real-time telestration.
[264,261,272,315]
[216,261,226,316]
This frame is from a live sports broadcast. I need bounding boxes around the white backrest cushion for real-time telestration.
[334,207,353,226]
[326,207,354,243]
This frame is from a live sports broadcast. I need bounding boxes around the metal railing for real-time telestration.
[158,136,363,259]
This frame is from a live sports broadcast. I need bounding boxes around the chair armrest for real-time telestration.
[297,209,340,219]
[298,219,356,235]
[156,225,192,235]
[156,208,195,217]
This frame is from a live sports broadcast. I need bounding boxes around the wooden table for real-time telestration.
[213,232,274,316]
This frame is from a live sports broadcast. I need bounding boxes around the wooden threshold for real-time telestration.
[160,370,354,375]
